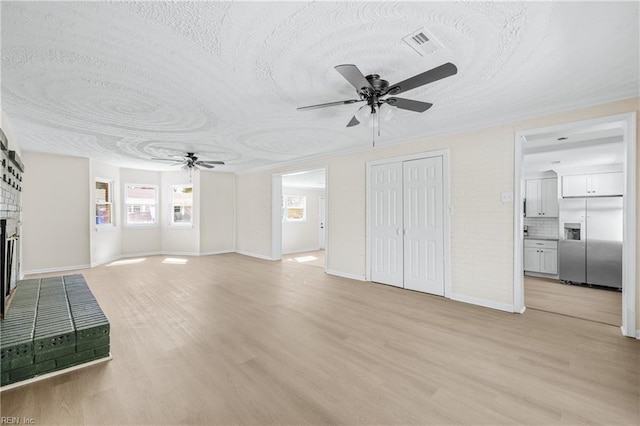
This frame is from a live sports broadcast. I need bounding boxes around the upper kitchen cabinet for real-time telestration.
[526,178,558,217]
[562,172,623,197]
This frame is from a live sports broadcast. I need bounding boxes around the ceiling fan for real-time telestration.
[151,152,225,171]
[297,62,458,128]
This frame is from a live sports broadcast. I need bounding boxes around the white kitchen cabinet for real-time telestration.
[562,172,623,197]
[523,247,541,272]
[525,178,558,217]
[540,249,557,275]
[524,239,558,275]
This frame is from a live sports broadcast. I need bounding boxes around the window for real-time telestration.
[95,179,114,225]
[282,195,306,222]
[171,185,193,225]
[125,184,158,225]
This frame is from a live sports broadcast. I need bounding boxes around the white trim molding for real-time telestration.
[90,254,122,268]
[199,250,235,256]
[23,264,92,277]
[326,269,366,281]
[449,292,515,313]
[236,250,277,261]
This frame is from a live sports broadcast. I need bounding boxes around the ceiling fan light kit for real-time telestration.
[151,152,225,172]
[297,62,458,144]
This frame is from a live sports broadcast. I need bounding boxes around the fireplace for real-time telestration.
[1,128,24,318]
[1,218,20,317]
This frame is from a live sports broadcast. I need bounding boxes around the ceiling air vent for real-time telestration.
[402,28,442,56]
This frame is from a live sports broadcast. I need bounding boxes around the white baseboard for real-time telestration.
[120,251,162,258]
[235,250,276,261]
[618,326,640,339]
[23,263,92,277]
[24,250,236,276]
[326,269,366,281]
[90,255,122,268]
[282,247,321,255]
[160,251,201,256]
[449,292,515,313]
[199,250,235,256]
[519,306,527,314]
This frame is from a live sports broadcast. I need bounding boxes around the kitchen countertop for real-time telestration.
[524,237,559,241]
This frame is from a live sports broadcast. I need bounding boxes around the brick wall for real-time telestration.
[1,132,23,220]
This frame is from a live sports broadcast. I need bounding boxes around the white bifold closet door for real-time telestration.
[371,162,404,287]
[370,156,444,296]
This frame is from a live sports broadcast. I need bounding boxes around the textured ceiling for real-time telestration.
[1,1,638,172]
[523,122,625,173]
[282,169,326,189]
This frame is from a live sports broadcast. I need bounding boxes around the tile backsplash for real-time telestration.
[524,217,559,239]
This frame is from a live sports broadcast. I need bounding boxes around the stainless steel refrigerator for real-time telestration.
[558,197,623,289]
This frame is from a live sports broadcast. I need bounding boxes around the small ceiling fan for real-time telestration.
[151,152,225,171]
[297,62,458,128]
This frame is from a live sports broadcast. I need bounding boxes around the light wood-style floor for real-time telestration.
[283,250,325,268]
[1,254,638,425]
[524,276,622,326]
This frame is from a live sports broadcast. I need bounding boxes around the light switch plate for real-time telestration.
[501,192,513,203]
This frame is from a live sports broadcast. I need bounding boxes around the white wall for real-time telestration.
[236,172,272,258]
[89,159,121,266]
[161,171,200,255]
[22,161,233,269]
[21,152,91,273]
[282,187,325,254]
[199,171,235,254]
[235,97,640,312]
[120,168,162,256]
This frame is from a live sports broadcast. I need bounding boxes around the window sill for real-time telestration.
[95,224,117,232]
[124,224,160,230]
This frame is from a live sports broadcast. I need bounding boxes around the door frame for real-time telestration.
[513,112,637,338]
[365,149,452,298]
[319,196,326,250]
[271,166,328,270]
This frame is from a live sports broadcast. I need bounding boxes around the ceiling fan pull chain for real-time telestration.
[372,115,375,148]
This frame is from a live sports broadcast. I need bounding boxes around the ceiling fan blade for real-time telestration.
[150,158,183,163]
[335,64,373,92]
[386,62,458,96]
[385,97,433,113]
[196,160,225,166]
[197,163,215,169]
[297,99,363,111]
[346,116,360,127]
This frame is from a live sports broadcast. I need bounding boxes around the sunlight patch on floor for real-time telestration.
[107,258,146,267]
[163,258,188,265]
[292,255,317,263]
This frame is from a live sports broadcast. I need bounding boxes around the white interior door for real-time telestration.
[370,162,404,287]
[403,157,444,295]
[319,196,326,250]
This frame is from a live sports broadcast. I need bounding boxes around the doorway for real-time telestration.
[514,112,637,337]
[274,168,327,270]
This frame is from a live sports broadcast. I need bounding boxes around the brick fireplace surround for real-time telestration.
[0,127,111,388]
